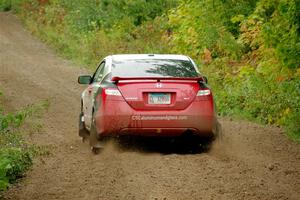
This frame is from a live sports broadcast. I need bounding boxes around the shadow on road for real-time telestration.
[111,135,213,155]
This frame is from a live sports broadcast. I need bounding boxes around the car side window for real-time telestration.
[92,62,105,83]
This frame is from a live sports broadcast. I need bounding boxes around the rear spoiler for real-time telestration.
[111,76,205,83]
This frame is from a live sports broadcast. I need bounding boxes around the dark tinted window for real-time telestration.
[111,59,198,77]
[92,62,105,82]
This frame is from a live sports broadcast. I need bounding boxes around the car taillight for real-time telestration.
[197,89,210,96]
[102,88,123,101]
[104,89,121,96]
[195,89,211,101]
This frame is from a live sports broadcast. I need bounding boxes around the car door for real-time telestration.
[84,61,106,128]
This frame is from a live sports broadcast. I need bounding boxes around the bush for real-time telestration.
[0,0,22,12]
[0,0,11,11]
[167,0,258,59]
[0,148,32,191]
[0,91,49,191]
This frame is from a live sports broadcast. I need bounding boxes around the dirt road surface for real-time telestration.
[0,12,299,200]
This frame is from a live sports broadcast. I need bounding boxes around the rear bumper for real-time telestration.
[95,100,216,137]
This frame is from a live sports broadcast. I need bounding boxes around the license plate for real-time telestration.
[148,93,171,104]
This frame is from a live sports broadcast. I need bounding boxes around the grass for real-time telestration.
[0,90,50,192]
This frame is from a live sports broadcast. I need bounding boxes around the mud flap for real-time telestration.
[79,112,89,138]
[89,120,103,149]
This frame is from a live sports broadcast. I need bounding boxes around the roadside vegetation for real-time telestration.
[0,89,49,193]
[0,0,299,141]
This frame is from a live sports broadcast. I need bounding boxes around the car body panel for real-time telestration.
[94,98,215,137]
[117,81,199,110]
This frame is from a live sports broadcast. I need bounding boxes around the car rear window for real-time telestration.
[111,59,198,78]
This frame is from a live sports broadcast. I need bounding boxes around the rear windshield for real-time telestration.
[111,59,199,78]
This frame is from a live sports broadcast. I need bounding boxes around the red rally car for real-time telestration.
[78,54,219,153]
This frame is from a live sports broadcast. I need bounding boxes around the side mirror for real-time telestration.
[203,76,208,84]
[78,75,92,84]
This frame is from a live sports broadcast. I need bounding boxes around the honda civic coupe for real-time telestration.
[78,54,219,153]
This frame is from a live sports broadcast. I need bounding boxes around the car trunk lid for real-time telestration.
[112,77,203,110]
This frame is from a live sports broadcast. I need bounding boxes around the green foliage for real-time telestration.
[0,100,50,131]
[0,0,22,12]
[0,0,11,11]
[0,148,32,191]
[0,90,50,191]
[60,0,177,32]
[167,0,258,59]
[260,0,300,68]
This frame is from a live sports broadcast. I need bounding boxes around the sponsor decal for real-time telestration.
[125,97,138,100]
[131,115,188,121]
